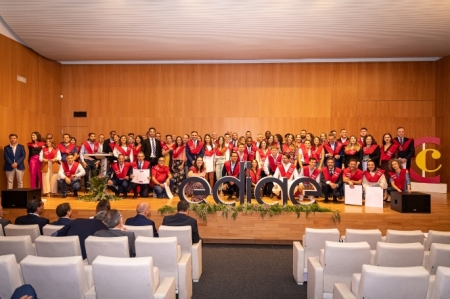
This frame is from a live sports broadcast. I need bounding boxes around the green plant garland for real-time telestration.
[77,172,122,202]
[158,202,340,223]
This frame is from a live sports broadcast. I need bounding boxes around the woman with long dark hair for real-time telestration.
[214,136,227,195]
[203,134,215,188]
[113,135,134,162]
[186,156,207,202]
[28,132,44,189]
[362,135,380,171]
[172,136,186,194]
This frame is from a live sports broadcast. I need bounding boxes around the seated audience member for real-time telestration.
[222,152,241,200]
[11,284,37,299]
[57,153,85,198]
[320,158,343,203]
[94,209,136,257]
[343,159,364,191]
[15,199,49,234]
[57,217,107,259]
[387,159,412,201]
[107,154,131,198]
[0,204,11,235]
[129,152,151,198]
[125,202,158,237]
[151,157,174,198]
[162,200,200,244]
[362,160,388,199]
[51,202,72,225]
[91,199,111,219]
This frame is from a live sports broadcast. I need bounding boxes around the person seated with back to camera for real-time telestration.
[125,202,159,237]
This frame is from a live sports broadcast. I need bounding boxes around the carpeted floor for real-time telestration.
[192,244,306,299]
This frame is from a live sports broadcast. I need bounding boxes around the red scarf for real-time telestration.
[28,141,45,148]
[187,140,204,155]
[162,142,176,152]
[323,143,342,155]
[83,141,99,154]
[389,169,407,190]
[267,154,282,172]
[214,146,226,157]
[111,162,131,179]
[364,169,385,182]
[321,167,342,183]
[62,162,79,177]
[343,168,363,181]
[282,143,293,154]
[237,151,247,162]
[311,145,323,160]
[302,166,320,180]
[363,144,378,155]
[245,145,257,161]
[345,148,358,156]
[250,168,261,183]
[277,163,296,179]
[189,166,206,175]
[257,148,268,162]
[131,161,150,169]
[43,147,57,159]
[339,138,349,146]
[228,142,235,151]
[115,144,132,156]
[57,143,76,154]
[380,144,399,161]
[224,161,240,177]
[301,147,311,164]
[393,138,413,152]
[133,145,142,158]
[172,145,185,159]
[204,145,215,157]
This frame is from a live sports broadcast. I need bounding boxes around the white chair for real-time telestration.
[4,224,40,242]
[20,255,93,299]
[43,224,64,236]
[384,229,425,244]
[35,235,82,257]
[85,235,129,264]
[0,225,4,236]
[342,229,382,250]
[159,225,202,282]
[0,254,23,299]
[0,235,36,262]
[293,228,340,284]
[424,243,450,275]
[123,225,154,237]
[85,256,176,299]
[307,241,371,299]
[136,236,192,299]
[370,242,424,267]
[424,230,450,251]
[429,266,450,299]
[334,265,429,299]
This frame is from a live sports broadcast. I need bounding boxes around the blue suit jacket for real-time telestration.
[51,218,72,226]
[3,144,26,171]
[125,214,158,237]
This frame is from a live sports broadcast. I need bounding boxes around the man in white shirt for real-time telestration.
[79,133,101,191]
[58,154,86,197]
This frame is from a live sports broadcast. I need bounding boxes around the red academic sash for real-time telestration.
[214,146,226,157]
[57,143,76,154]
[187,140,204,155]
[257,148,268,162]
[338,138,349,146]
[237,151,247,162]
[189,166,206,175]
[358,138,364,146]
[43,147,57,159]
[267,154,282,172]
[228,143,235,151]
[380,144,399,161]
[321,167,342,183]
[133,145,142,158]
[115,145,132,156]
[245,145,257,161]
[111,162,131,179]
[311,145,323,160]
[151,165,170,185]
[172,145,186,159]
[82,141,99,154]
[250,168,261,183]
[343,168,364,181]
[62,162,79,177]
[28,141,45,148]
[363,144,378,155]
[393,138,414,152]
[204,145,215,157]
[323,143,342,155]
[162,142,176,152]
[301,147,311,164]
[364,169,385,182]
[282,143,293,154]
[131,161,150,169]
[278,164,296,179]
[389,169,407,190]
[345,148,357,156]
[224,161,240,177]
[303,166,320,180]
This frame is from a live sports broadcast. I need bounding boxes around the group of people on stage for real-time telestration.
[3,126,414,202]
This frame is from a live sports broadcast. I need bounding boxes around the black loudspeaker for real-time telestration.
[1,188,41,208]
[391,191,431,213]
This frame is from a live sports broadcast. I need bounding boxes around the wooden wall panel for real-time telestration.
[436,56,450,185]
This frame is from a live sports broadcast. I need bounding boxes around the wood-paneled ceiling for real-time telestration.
[1,0,450,62]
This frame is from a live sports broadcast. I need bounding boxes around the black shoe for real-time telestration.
[324,198,329,203]
[62,194,67,198]
[133,194,138,199]
[73,192,78,197]
[333,196,338,202]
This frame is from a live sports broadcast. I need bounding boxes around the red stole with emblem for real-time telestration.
[321,167,342,183]
[282,143,293,154]
[312,145,323,160]
[115,145,132,156]
[278,163,296,179]
[214,146,226,157]
[245,145,257,161]
[345,148,357,156]
[237,151,247,162]
[162,142,176,152]
[257,148,268,162]
[393,138,413,152]
[363,144,378,155]
[343,168,364,181]
[224,161,240,177]
[133,145,142,158]
[172,145,186,159]
[204,145,215,157]
[267,154,282,172]
[301,147,312,164]
[339,138,349,146]
[303,166,320,180]
[57,143,76,154]
[83,141,99,154]
[62,162,79,177]
[131,161,150,169]
[43,147,57,159]
[380,144,399,161]
[250,168,261,183]
[111,162,131,179]
[389,169,407,190]
[28,141,45,148]
[364,169,385,182]
[323,143,342,155]
[187,140,204,155]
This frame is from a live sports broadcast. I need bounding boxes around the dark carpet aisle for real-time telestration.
[192,244,307,299]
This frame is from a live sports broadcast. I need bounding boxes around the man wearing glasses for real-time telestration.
[151,157,174,198]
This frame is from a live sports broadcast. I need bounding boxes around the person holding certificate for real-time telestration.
[107,154,132,198]
[130,152,151,198]
[362,160,388,199]
[151,157,174,198]
[343,159,363,190]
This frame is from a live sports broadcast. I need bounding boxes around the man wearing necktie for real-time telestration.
[130,152,151,198]
[185,131,204,169]
[320,157,343,203]
[141,127,162,168]
[393,127,415,170]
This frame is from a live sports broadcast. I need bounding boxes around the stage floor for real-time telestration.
[3,193,450,244]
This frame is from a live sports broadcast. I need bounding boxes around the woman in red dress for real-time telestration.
[28,132,45,189]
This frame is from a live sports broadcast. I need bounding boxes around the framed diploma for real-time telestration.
[131,169,150,184]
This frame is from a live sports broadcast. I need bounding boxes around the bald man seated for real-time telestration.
[124,202,158,237]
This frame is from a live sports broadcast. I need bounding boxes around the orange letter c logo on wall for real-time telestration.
[410,137,441,183]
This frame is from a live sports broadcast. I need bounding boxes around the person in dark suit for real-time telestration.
[162,200,200,244]
[393,127,415,170]
[320,158,343,203]
[57,217,107,259]
[14,199,49,234]
[125,202,158,237]
[3,133,26,189]
[94,209,136,257]
[141,127,162,167]
[0,204,11,235]
[51,202,72,226]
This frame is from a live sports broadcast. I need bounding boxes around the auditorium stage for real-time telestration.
[3,193,450,244]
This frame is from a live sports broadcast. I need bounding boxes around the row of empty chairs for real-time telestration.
[0,254,175,299]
